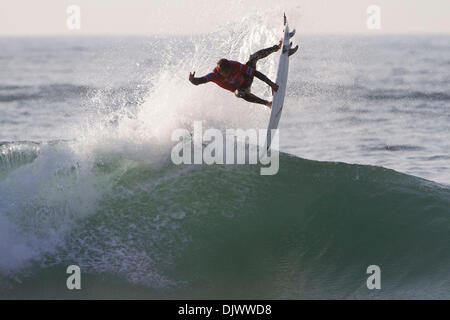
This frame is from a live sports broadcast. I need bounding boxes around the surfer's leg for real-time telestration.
[241,93,270,106]
[247,44,280,67]
[235,89,269,106]
[245,45,280,94]
[254,70,278,93]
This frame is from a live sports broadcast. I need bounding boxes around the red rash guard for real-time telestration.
[205,61,255,92]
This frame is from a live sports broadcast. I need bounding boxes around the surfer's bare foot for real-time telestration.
[271,83,279,95]
[266,101,272,109]
[276,39,282,51]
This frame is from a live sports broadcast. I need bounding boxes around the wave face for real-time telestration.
[0,141,449,299]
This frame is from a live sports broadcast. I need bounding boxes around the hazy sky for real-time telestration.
[0,0,449,35]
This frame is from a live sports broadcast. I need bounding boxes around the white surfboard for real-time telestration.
[266,15,296,150]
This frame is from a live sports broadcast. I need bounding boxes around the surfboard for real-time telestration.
[266,14,297,150]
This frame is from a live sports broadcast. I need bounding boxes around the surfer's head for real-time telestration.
[217,59,231,77]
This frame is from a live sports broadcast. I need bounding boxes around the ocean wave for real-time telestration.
[0,84,92,102]
[0,143,448,298]
[365,89,450,101]
[0,83,149,109]
[0,141,40,177]
[366,144,425,152]
[286,81,450,103]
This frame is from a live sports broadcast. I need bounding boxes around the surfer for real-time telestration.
[189,41,285,109]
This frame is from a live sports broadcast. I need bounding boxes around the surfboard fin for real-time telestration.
[289,29,296,38]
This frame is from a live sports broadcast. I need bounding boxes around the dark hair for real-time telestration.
[217,58,231,72]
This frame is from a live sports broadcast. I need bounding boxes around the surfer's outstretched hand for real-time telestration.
[189,71,195,83]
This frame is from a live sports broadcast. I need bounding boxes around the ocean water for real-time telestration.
[0,20,449,298]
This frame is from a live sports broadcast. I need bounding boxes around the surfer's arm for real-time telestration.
[190,77,208,85]
[189,71,213,85]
